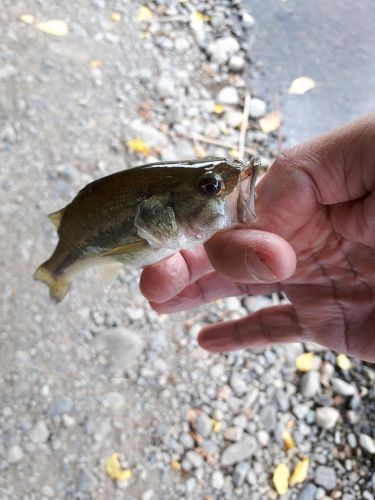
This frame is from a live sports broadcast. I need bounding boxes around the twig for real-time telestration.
[238,91,251,161]
[178,131,257,156]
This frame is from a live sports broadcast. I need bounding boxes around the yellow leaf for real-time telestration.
[90,59,102,69]
[288,76,316,95]
[137,6,153,23]
[170,460,181,471]
[282,430,296,450]
[259,111,281,133]
[190,11,210,32]
[211,418,221,432]
[127,137,150,156]
[105,453,132,482]
[336,353,351,371]
[296,352,315,372]
[213,103,224,114]
[111,12,121,22]
[20,14,35,24]
[35,20,68,36]
[290,457,309,486]
[273,463,290,495]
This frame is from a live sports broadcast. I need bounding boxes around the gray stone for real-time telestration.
[208,36,240,65]
[8,445,24,464]
[221,435,255,466]
[315,407,339,429]
[185,477,196,492]
[224,426,243,442]
[217,86,240,105]
[142,490,155,500]
[156,74,175,98]
[331,378,356,396]
[211,470,224,489]
[186,450,204,468]
[225,109,243,128]
[229,55,245,72]
[297,483,317,500]
[233,461,249,486]
[347,432,357,448]
[230,372,247,395]
[256,430,269,447]
[372,472,375,490]
[175,37,190,52]
[48,398,73,417]
[128,119,168,148]
[300,371,321,398]
[242,12,256,29]
[30,420,50,443]
[94,328,144,370]
[363,491,373,500]
[314,465,337,490]
[249,97,266,118]
[210,363,225,378]
[180,432,194,449]
[102,392,125,411]
[260,404,277,431]
[359,433,375,454]
[196,412,212,438]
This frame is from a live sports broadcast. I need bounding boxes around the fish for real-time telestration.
[34,156,260,303]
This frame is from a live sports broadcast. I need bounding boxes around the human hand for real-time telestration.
[140,114,375,362]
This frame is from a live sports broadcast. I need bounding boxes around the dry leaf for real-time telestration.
[273,463,290,495]
[288,76,316,95]
[259,111,281,133]
[20,14,35,24]
[190,11,209,32]
[282,430,296,450]
[137,6,153,23]
[290,457,309,486]
[111,12,121,22]
[36,20,68,36]
[213,103,224,114]
[296,352,315,372]
[211,418,221,432]
[336,353,351,371]
[127,137,150,156]
[105,453,132,482]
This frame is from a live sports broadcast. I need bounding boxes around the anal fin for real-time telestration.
[48,208,65,229]
[97,262,123,289]
[101,239,147,257]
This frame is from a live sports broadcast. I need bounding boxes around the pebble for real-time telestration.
[224,297,241,312]
[331,378,356,396]
[48,398,73,417]
[248,97,266,118]
[300,371,321,398]
[314,465,337,490]
[217,86,240,105]
[196,412,212,438]
[224,427,243,442]
[256,430,269,447]
[221,435,255,466]
[225,109,243,128]
[347,432,357,448]
[229,373,247,395]
[186,450,204,468]
[174,37,190,52]
[30,420,50,443]
[242,12,256,29]
[359,433,375,454]
[260,404,277,431]
[142,490,155,500]
[208,36,240,65]
[211,470,225,489]
[232,461,249,486]
[297,483,317,500]
[8,445,24,464]
[229,54,246,72]
[156,73,175,98]
[210,363,225,378]
[315,407,340,429]
[180,432,194,449]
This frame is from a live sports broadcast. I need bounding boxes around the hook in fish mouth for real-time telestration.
[236,157,261,223]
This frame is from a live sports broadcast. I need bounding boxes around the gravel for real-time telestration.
[1,1,374,498]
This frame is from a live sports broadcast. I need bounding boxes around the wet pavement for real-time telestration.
[247,0,375,146]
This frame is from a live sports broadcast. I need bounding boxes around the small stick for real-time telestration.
[238,91,251,161]
[178,131,257,156]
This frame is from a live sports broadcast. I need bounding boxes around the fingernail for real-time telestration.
[245,248,277,282]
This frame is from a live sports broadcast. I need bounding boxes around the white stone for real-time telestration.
[8,445,24,464]
[359,434,375,454]
[211,470,224,489]
[315,407,340,429]
[217,86,240,105]
[249,97,266,118]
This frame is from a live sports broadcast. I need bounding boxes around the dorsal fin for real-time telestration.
[48,209,65,229]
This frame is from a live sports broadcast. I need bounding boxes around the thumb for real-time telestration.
[204,228,296,283]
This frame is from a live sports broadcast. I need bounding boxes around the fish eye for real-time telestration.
[198,173,224,196]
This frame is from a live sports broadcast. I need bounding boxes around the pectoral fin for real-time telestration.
[101,239,148,257]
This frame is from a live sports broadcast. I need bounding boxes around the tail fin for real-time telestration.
[33,263,71,303]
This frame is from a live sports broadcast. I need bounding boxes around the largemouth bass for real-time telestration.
[34,157,259,302]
